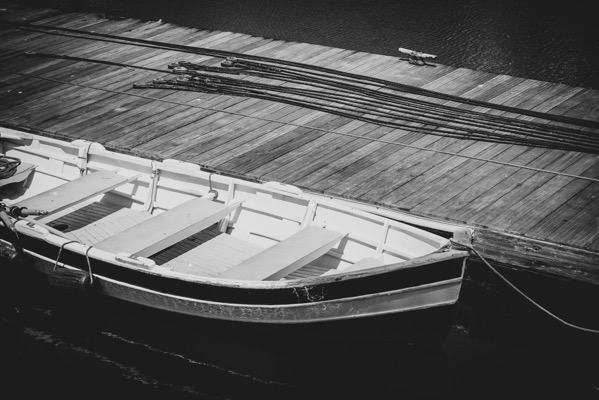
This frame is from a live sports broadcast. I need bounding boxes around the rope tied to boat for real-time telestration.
[53,240,79,271]
[0,203,17,236]
[208,173,218,199]
[48,240,93,294]
[0,203,23,260]
[85,245,94,285]
[0,156,20,180]
[451,239,599,335]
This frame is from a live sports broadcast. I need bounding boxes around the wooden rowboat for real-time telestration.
[0,130,470,347]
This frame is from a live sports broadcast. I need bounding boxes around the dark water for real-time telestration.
[1,264,598,400]
[0,265,599,400]
[9,0,599,89]
[2,1,599,399]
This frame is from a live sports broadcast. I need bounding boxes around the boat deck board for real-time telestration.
[163,231,265,277]
[94,197,240,257]
[16,170,132,217]
[65,206,152,246]
[1,2,599,284]
[218,227,345,281]
[49,202,124,231]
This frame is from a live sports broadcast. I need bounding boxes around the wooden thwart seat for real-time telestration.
[95,198,242,257]
[218,226,346,281]
[17,170,134,218]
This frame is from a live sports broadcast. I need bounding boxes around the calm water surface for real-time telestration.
[1,266,597,400]
[11,0,599,89]
[2,1,599,399]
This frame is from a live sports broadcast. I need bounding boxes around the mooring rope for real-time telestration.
[18,50,599,154]
[0,156,21,179]
[2,18,599,153]
[2,68,599,183]
[136,69,598,152]
[53,240,79,271]
[2,19,598,128]
[451,239,599,334]
[85,245,94,285]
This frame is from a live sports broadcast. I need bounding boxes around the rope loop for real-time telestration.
[53,240,79,271]
[0,156,21,179]
[451,239,599,334]
[208,173,218,200]
[85,245,94,285]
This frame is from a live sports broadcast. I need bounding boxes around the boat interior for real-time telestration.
[1,132,450,281]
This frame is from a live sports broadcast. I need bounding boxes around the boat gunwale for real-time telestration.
[17,226,468,288]
[0,237,463,323]
[0,231,466,306]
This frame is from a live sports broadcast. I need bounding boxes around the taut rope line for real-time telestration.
[452,239,599,334]
[1,68,598,183]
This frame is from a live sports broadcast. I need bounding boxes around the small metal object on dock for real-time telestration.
[398,47,437,65]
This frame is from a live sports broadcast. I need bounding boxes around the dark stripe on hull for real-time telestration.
[2,232,464,305]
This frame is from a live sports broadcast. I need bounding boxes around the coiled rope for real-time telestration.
[451,239,599,334]
[0,156,21,179]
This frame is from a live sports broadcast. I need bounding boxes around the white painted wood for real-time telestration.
[218,226,346,281]
[344,257,382,273]
[95,198,242,257]
[17,170,133,217]
[164,233,265,276]
[66,208,152,245]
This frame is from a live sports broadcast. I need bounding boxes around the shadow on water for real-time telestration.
[1,262,598,400]
[0,270,447,399]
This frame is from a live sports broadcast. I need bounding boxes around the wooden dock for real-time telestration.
[1,2,598,286]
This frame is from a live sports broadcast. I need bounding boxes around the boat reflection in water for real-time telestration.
[3,263,599,399]
[1,268,455,399]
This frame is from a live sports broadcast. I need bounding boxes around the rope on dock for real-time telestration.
[3,19,599,152]
[451,239,599,335]
[4,19,598,129]
[3,68,599,184]
[17,50,599,154]
[144,58,599,153]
